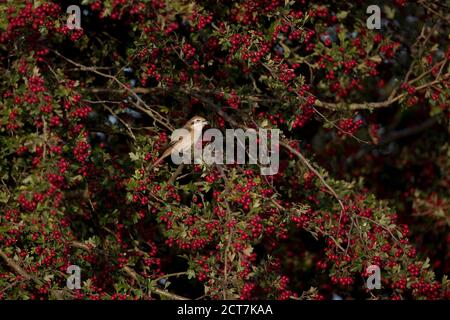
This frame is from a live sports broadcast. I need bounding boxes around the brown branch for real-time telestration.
[314,71,449,111]
[0,249,36,282]
[418,0,450,23]
[215,164,235,299]
[152,272,188,283]
[167,164,185,185]
[70,241,189,300]
[0,249,75,299]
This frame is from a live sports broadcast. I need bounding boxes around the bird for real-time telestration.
[152,116,209,167]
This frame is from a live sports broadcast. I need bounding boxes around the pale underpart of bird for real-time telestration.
[152,116,209,167]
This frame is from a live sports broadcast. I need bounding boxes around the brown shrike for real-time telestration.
[152,116,209,167]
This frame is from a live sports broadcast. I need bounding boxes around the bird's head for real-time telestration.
[185,116,209,130]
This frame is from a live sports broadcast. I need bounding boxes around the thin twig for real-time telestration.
[313,107,370,144]
[122,266,189,300]
[94,100,136,140]
[279,141,345,212]
[51,50,174,132]
[152,272,188,283]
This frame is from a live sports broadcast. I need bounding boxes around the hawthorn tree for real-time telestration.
[0,0,449,300]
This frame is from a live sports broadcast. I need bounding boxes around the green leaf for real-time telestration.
[383,5,396,19]
[0,191,9,203]
[129,152,140,161]
[336,11,349,20]
[187,269,196,279]
[0,226,12,234]
[422,258,430,270]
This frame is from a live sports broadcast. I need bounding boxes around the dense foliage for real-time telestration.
[0,0,449,300]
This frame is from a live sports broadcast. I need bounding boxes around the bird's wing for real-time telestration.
[156,140,179,164]
[168,134,184,149]
[153,131,191,166]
